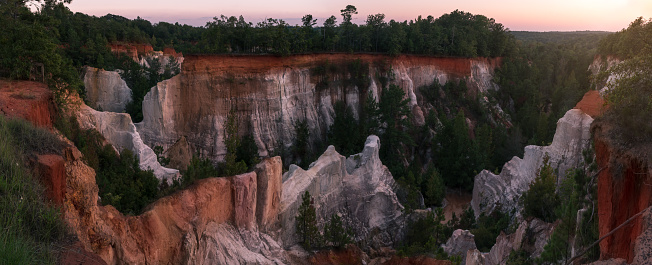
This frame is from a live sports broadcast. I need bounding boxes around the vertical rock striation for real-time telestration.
[593,120,652,263]
[83,66,132,113]
[135,54,503,164]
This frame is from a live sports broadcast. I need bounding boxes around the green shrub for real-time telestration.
[506,249,532,264]
[398,208,449,258]
[472,211,510,252]
[182,155,220,186]
[602,52,652,144]
[521,154,560,222]
[57,114,161,214]
[236,134,261,169]
[95,146,159,215]
[324,214,353,248]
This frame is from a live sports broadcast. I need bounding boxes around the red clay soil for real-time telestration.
[163,47,182,58]
[0,80,55,128]
[593,121,652,263]
[574,90,605,118]
[182,53,501,77]
[309,245,365,265]
[37,154,67,205]
[109,43,154,59]
[382,256,452,265]
[58,241,107,265]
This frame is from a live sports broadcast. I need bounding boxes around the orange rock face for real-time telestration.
[182,53,499,78]
[109,43,154,60]
[162,47,182,58]
[0,80,55,128]
[61,141,284,264]
[309,245,366,265]
[593,121,652,263]
[255,157,283,232]
[574,90,605,118]
[233,172,257,229]
[36,154,66,205]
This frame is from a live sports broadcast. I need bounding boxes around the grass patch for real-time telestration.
[0,116,67,265]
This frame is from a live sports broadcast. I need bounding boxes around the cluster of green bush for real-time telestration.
[397,206,509,259]
[56,115,160,214]
[0,117,67,264]
[295,191,353,251]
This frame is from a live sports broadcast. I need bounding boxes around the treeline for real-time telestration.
[40,3,514,62]
[201,7,515,57]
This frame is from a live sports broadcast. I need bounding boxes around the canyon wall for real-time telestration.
[588,56,652,263]
[135,54,502,163]
[471,89,604,218]
[83,66,132,113]
[593,120,652,263]
[75,104,179,181]
[471,108,594,217]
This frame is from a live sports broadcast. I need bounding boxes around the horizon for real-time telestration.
[66,0,650,31]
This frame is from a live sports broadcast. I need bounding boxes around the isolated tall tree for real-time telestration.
[339,5,358,51]
[296,191,320,250]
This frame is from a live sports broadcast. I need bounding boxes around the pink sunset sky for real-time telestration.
[67,0,651,31]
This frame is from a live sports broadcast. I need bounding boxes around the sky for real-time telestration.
[66,0,652,31]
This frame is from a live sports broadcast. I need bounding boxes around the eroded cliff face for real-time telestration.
[83,66,132,113]
[75,104,179,181]
[135,54,502,163]
[593,120,652,263]
[466,218,557,265]
[280,135,405,250]
[64,150,286,264]
[471,108,594,217]
[589,55,621,93]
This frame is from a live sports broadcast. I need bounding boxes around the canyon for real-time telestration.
[6,52,650,264]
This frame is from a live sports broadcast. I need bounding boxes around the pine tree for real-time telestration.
[425,168,445,206]
[296,191,321,250]
[324,214,352,248]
